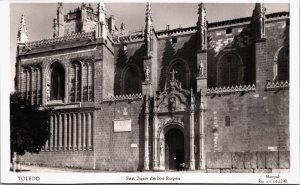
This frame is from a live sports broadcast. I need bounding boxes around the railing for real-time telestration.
[266,81,289,90]
[156,26,197,37]
[26,32,95,47]
[207,84,256,95]
[114,29,144,43]
[103,93,143,102]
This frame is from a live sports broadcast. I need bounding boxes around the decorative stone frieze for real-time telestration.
[266,81,289,90]
[207,84,256,95]
[26,32,95,48]
[103,93,143,102]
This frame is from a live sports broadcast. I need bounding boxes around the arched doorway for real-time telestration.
[164,128,184,170]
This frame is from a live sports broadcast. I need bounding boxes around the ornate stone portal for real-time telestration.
[144,73,197,171]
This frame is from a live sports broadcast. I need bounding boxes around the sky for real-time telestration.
[10,3,289,92]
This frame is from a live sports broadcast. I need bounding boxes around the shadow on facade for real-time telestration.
[159,35,197,92]
[114,44,145,95]
[207,25,255,90]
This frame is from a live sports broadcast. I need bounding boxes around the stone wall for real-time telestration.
[22,150,95,169]
[102,46,115,98]
[204,89,289,153]
[206,151,290,173]
[255,19,289,90]
[93,100,144,171]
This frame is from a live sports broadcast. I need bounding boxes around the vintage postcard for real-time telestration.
[1,0,299,184]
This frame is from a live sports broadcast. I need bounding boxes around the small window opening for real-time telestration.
[225,116,231,127]
[226,27,232,34]
[172,37,177,44]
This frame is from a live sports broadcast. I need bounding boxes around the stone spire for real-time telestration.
[252,3,266,40]
[197,3,207,51]
[95,2,107,39]
[57,2,64,37]
[17,14,28,44]
[53,18,58,38]
[120,22,126,35]
[190,88,195,111]
[145,2,153,57]
[81,2,87,32]
[97,2,106,23]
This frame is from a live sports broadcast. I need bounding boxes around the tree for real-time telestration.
[10,92,52,159]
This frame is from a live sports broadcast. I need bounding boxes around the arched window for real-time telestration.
[274,46,289,82]
[167,60,190,90]
[123,65,142,94]
[217,53,244,87]
[69,61,82,102]
[49,62,65,101]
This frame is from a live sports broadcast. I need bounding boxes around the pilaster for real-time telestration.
[142,56,153,96]
[189,89,195,170]
[57,3,64,37]
[143,95,150,171]
[64,114,68,150]
[73,113,77,150]
[64,63,69,104]
[59,114,63,150]
[198,89,206,170]
[254,38,267,91]
[196,3,208,93]
[152,95,159,170]
[49,115,53,151]
[159,137,165,170]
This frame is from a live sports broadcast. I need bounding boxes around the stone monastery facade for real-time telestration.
[15,3,290,172]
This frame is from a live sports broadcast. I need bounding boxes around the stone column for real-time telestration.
[26,69,29,101]
[75,65,78,102]
[91,112,94,149]
[189,91,195,170]
[56,115,59,150]
[143,96,150,171]
[59,114,63,150]
[64,64,69,104]
[87,112,92,150]
[64,114,68,150]
[36,68,39,104]
[30,67,33,105]
[78,113,82,150]
[153,96,159,170]
[87,64,89,101]
[82,112,86,150]
[73,113,77,150]
[159,137,165,170]
[68,113,72,150]
[198,90,206,170]
[49,115,53,151]
[42,65,47,105]
[53,115,57,150]
[80,63,84,102]
[41,67,45,105]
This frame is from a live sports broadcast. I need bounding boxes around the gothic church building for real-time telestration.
[15,3,290,172]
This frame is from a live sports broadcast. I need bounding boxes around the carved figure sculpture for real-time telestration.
[198,60,204,76]
[145,66,150,81]
[169,96,176,112]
